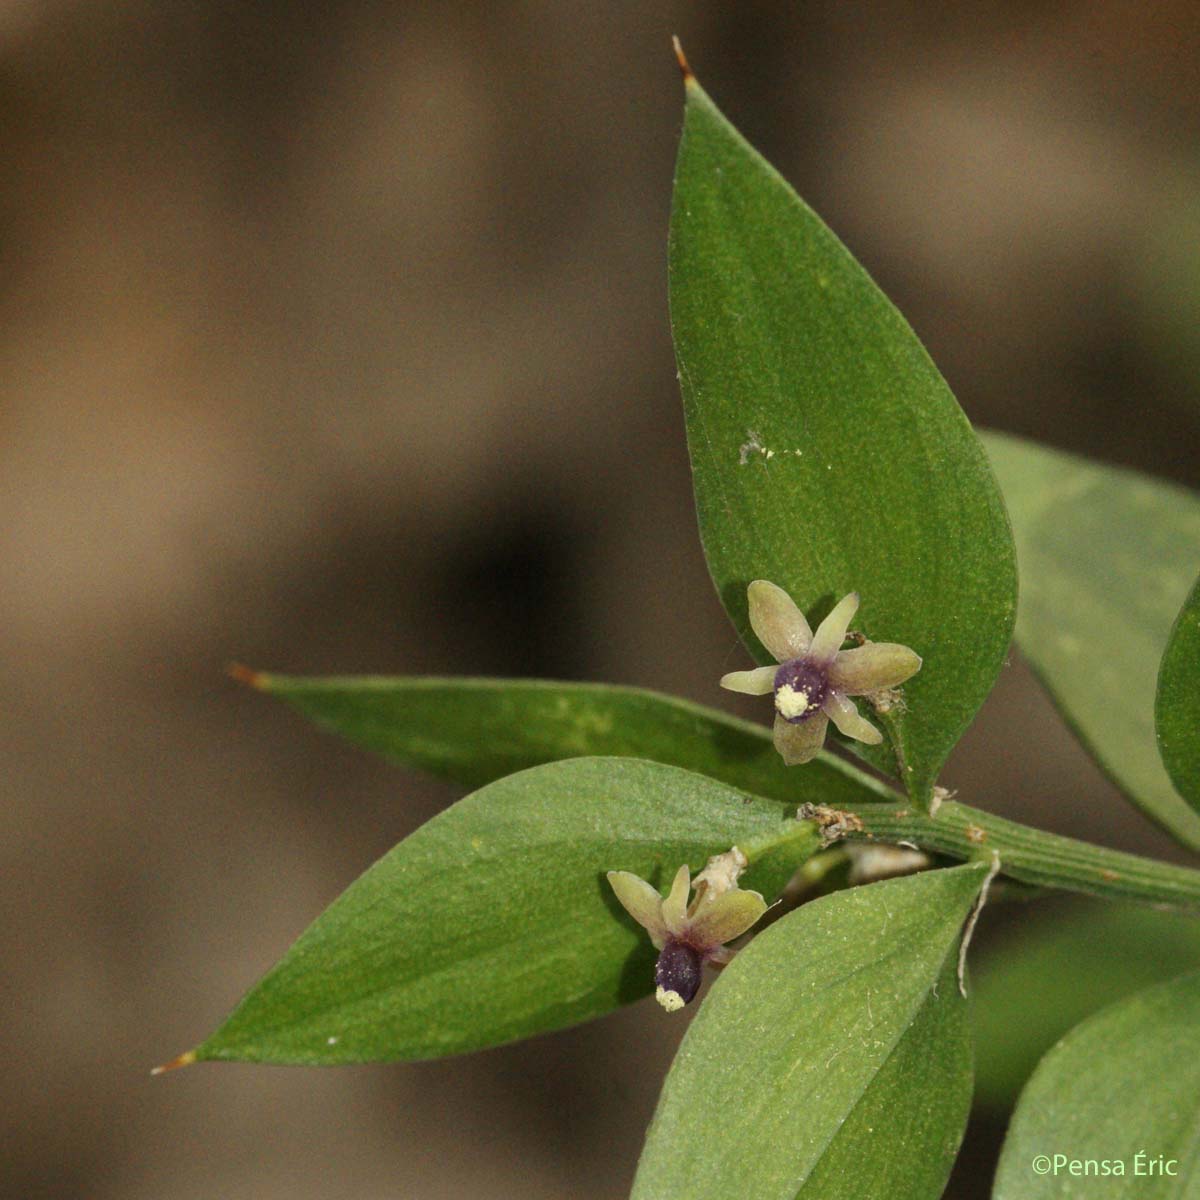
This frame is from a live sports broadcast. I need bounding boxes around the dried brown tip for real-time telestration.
[227,661,267,690]
[150,1049,197,1076]
[671,35,694,83]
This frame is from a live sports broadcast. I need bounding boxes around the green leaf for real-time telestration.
[984,431,1200,849]
[669,74,1016,804]
[192,757,817,1065]
[972,901,1200,1111]
[246,672,896,807]
[1157,572,1200,812]
[632,864,986,1200]
[994,970,1200,1197]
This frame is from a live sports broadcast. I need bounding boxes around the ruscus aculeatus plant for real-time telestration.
[160,40,1200,1200]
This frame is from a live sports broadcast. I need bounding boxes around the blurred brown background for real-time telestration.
[5,3,1200,1197]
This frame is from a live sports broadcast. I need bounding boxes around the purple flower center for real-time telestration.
[773,658,831,724]
[655,940,703,1006]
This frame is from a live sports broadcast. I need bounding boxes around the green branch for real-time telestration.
[826,799,1200,911]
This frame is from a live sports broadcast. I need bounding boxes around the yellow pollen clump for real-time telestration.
[775,684,811,720]
[655,986,686,1012]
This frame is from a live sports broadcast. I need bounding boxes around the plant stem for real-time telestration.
[830,800,1200,911]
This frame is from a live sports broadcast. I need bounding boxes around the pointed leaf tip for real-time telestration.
[671,36,694,84]
[227,662,267,690]
[150,1049,196,1076]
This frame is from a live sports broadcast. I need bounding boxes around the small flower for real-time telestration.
[607,848,767,1012]
[720,581,922,766]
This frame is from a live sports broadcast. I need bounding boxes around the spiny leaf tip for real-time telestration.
[227,662,267,690]
[150,1049,196,1076]
[671,36,694,84]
